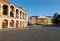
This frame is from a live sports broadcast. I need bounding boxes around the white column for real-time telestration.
[1,4,3,16]
[14,9,16,18]
[8,6,10,17]
[20,21,21,28]
[18,11,20,19]
[21,12,23,19]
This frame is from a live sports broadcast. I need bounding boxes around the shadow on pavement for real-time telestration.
[42,24,60,27]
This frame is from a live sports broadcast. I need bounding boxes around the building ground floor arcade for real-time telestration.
[0,0,28,29]
[0,16,28,29]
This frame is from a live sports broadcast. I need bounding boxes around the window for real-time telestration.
[10,5,14,17]
[16,9,19,18]
[3,4,8,15]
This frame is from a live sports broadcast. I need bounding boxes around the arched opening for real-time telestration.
[16,9,19,18]
[20,11,22,19]
[25,13,26,20]
[10,5,14,17]
[2,19,8,28]
[23,21,24,27]
[3,4,8,15]
[20,21,22,27]
[16,20,19,28]
[10,12,14,17]
[10,20,14,28]
[23,12,24,19]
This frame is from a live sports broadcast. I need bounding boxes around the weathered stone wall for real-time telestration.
[0,0,28,29]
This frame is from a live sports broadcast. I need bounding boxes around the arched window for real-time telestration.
[2,19,8,28]
[16,9,19,18]
[3,4,8,15]
[10,5,14,17]
[10,12,14,17]
[10,5,14,12]
[20,11,22,19]
[23,12,24,19]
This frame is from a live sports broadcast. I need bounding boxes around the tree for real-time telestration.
[55,15,60,26]
[53,13,58,19]
[53,13,58,23]
[53,13,60,26]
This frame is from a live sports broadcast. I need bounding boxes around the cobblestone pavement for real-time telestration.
[0,25,60,41]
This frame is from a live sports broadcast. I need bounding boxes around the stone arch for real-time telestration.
[2,19,8,28]
[16,20,19,28]
[16,9,19,18]
[20,11,22,19]
[3,4,8,15]
[10,20,14,28]
[10,5,14,17]
[23,12,24,19]
[10,5,14,11]
[10,12,14,17]
[25,13,27,19]
[20,21,22,27]
[23,21,24,27]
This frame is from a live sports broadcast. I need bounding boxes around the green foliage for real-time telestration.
[55,15,60,25]
[53,13,60,26]
[53,13,58,19]
[53,13,58,23]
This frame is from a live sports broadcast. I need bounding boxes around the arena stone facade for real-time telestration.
[0,0,28,29]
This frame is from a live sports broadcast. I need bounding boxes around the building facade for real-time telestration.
[29,16,38,25]
[29,16,53,25]
[0,0,28,29]
[38,16,53,25]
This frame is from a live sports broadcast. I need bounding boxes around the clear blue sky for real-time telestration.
[8,0,60,17]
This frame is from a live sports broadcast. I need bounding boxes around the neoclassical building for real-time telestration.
[29,16,53,25]
[38,16,53,25]
[0,0,28,29]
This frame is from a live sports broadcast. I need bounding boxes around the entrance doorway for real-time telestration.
[2,19,8,28]
[10,20,14,28]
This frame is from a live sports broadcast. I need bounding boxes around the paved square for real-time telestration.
[0,25,60,41]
